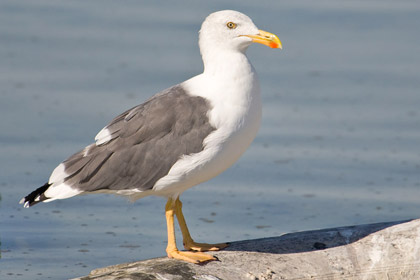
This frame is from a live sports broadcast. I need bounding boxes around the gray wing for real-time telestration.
[54,85,215,193]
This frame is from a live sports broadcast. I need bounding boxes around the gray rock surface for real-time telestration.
[74,219,420,280]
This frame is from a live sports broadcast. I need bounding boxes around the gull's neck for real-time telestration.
[201,48,254,79]
[182,46,260,111]
[182,46,262,134]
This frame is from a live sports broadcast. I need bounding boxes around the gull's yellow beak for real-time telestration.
[243,29,282,49]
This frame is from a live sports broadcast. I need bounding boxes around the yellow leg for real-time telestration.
[174,198,228,252]
[165,198,217,264]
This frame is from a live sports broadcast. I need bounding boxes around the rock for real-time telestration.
[74,219,420,280]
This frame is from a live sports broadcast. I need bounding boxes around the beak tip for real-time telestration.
[269,40,282,49]
[271,42,282,49]
[244,30,282,49]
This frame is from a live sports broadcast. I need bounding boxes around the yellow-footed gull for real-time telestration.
[20,10,282,263]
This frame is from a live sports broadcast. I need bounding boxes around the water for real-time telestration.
[1,0,420,279]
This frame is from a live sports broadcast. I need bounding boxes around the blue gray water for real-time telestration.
[1,1,420,279]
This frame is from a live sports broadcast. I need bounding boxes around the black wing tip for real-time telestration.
[20,182,51,208]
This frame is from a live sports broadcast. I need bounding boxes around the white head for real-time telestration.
[199,10,281,55]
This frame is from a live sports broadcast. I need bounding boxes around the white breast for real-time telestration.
[152,53,262,198]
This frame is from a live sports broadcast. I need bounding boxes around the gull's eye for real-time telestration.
[226,22,237,29]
